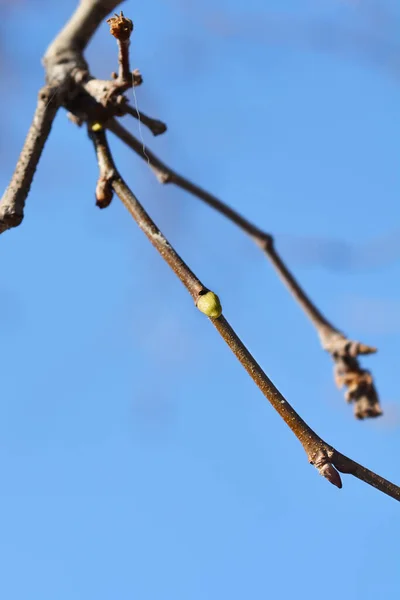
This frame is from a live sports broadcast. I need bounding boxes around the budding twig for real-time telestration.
[89,123,400,502]
[106,118,382,419]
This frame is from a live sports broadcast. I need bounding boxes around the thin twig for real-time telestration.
[90,124,399,502]
[122,104,167,136]
[106,117,382,420]
[266,246,380,419]
[0,87,59,234]
[105,13,167,132]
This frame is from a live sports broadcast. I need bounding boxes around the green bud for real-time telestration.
[196,291,222,318]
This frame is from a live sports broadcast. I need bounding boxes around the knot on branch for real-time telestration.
[132,68,143,87]
[0,209,23,234]
[321,332,382,420]
[151,166,173,184]
[255,233,274,253]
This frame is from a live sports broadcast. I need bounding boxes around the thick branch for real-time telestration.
[0,87,59,234]
[106,118,382,420]
[90,125,399,502]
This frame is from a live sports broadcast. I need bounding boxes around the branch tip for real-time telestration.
[122,105,167,136]
[0,86,59,235]
[325,333,382,419]
[96,177,114,209]
[107,11,133,41]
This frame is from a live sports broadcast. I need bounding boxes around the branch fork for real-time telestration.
[0,1,166,234]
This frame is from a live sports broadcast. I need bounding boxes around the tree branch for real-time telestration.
[2,1,396,500]
[106,118,382,420]
[90,124,399,502]
[0,87,59,234]
[0,1,125,235]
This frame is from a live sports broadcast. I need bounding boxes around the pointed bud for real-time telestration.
[319,463,342,489]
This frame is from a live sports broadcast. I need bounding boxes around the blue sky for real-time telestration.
[0,1,399,598]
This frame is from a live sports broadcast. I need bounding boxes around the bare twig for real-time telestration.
[122,104,167,136]
[90,124,399,502]
[0,87,59,234]
[106,118,382,419]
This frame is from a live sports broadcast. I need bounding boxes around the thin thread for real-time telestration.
[131,84,151,166]
[43,84,60,111]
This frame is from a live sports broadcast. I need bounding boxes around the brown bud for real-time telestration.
[319,463,342,489]
[132,69,143,87]
[107,11,134,41]
[96,177,113,209]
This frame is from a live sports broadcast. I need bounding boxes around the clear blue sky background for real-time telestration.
[0,0,399,598]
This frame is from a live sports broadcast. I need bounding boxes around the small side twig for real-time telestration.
[107,11,133,88]
[105,13,166,135]
[106,118,382,419]
[265,244,381,420]
[0,86,59,234]
[89,124,400,502]
[122,104,167,136]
